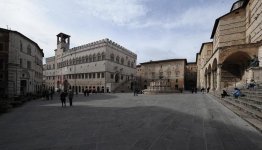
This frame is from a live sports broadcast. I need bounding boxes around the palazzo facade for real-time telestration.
[0,28,44,97]
[197,0,262,91]
[136,59,188,91]
[44,33,137,93]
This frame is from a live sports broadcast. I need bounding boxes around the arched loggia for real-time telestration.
[221,51,251,87]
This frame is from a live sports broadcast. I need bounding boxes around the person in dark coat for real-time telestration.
[60,91,67,107]
[68,90,74,106]
[221,89,229,98]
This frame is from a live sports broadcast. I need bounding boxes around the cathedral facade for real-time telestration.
[196,0,262,91]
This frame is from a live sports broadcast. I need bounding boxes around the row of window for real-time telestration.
[143,71,180,78]
[46,72,105,80]
[57,53,106,68]
[55,53,135,69]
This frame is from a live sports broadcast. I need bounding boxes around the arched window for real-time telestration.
[116,56,120,63]
[97,53,101,61]
[89,55,92,62]
[102,52,105,60]
[131,62,134,68]
[128,61,130,67]
[85,55,88,62]
[110,53,114,61]
[93,54,96,62]
[27,45,31,55]
[82,56,85,63]
[121,58,124,65]
[78,57,81,64]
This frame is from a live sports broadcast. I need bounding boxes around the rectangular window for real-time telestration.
[89,73,92,79]
[20,59,23,67]
[27,61,32,69]
[85,73,88,79]
[97,73,100,78]
[111,73,114,79]
[93,73,96,78]
[82,74,84,79]
[101,72,105,78]
[152,72,155,79]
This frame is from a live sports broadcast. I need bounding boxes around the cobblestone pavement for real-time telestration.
[0,93,261,150]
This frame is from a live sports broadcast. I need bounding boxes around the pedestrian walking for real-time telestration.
[50,89,54,100]
[68,89,74,106]
[60,91,67,107]
[207,87,210,93]
[46,90,50,100]
[134,88,138,96]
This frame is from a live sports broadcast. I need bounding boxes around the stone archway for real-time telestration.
[221,51,251,88]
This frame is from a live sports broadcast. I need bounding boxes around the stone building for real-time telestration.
[43,33,137,93]
[196,0,262,91]
[136,59,187,91]
[0,28,44,97]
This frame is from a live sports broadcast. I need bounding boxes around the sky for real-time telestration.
[0,0,236,64]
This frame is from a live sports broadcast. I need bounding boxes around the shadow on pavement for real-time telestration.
[0,103,261,150]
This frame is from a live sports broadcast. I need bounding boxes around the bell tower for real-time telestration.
[57,33,70,52]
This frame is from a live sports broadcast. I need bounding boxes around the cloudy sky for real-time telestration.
[0,0,236,64]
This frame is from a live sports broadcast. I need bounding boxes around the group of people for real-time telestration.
[60,89,74,107]
[42,89,54,100]
[220,88,246,99]
[199,87,210,94]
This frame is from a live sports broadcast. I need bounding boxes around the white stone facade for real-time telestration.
[44,33,137,93]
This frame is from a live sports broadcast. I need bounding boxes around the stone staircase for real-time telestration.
[211,81,262,132]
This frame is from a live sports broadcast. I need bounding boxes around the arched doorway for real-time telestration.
[221,52,251,88]
[115,73,119,83]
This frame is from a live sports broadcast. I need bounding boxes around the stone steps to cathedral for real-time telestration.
[210,92,262,132]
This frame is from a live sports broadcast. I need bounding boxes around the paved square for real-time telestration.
[0,93,261,150]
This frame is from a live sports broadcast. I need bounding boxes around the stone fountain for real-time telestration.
[143,79,178,94]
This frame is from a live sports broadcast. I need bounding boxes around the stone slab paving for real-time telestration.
[0,93,261,150]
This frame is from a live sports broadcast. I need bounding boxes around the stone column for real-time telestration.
[216,65,221,90]
[206,74,209,88]
[210,71,214,91]
[259,45,262,67]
